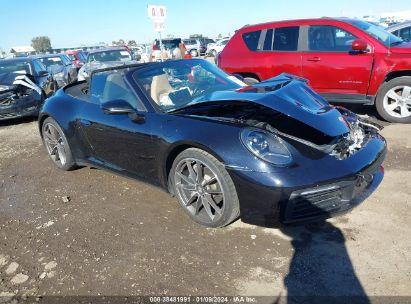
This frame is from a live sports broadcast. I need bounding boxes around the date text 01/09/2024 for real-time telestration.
[148,296,257,303]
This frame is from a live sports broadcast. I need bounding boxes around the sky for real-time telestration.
[0,0,408,52]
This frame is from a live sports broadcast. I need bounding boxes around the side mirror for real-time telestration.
[38,70,49,77]
[101,99,135,114]
[351,39,368,52]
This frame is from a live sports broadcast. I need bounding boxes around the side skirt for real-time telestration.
[320,93,375,105]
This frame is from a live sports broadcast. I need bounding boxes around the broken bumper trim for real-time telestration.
[282,165,384,224]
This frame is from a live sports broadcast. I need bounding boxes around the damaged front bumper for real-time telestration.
[0,93,42,121]
[282,158,384,224]
[227,133,387,226]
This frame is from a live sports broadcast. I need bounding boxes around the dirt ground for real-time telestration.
[0,113,410,302]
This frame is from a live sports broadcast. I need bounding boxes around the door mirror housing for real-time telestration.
[101,99,135,114]
[351,39,368,52]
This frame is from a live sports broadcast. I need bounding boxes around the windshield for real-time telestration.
[39,56,63,68]
[347,19,404,46]
[87,50,131,63]
[0,60,31,75]
[134,59,245,112]
[67,54,76,61]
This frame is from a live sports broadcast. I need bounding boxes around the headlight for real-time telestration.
[240,128,292,166]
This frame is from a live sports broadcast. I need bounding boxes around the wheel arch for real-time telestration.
[384,70,411,82]
[163,141,225,193]
[373,71,411,102]
[38,114,50,136]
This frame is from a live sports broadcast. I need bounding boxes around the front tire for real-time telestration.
[41,117,76,170]
[170,148,240,227]
[376,77,411,123]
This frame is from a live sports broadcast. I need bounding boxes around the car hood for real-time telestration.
[0,72,42,96]
[178,74,350,138]
[390,42,411,54]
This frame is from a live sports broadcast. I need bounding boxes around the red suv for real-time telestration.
[219,18,411,123]
[65,50,87,70]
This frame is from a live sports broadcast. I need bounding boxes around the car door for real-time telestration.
[251,26,303,80]
[77,70,159,182]
[301,25,374,100]
[31,59,54,96]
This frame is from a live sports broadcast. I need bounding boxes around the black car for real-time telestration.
[0,57,56,121]
[33,54,77,88]
[38,59,386,227]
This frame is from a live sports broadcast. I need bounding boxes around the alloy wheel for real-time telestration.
[174,158,225,224]
[383,85,411,118]
[43,123,67,166]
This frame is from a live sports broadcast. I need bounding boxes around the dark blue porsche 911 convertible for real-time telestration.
[38,59,386,227]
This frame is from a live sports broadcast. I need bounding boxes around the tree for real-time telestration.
[127,40,137,46]
[31,36,51,53]
[112,39,125,46]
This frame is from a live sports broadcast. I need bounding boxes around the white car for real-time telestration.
[206,38,230,58]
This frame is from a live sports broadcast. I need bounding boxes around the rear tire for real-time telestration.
[376,76,411,123]
[41,117,76,171]
[170,148,240,228]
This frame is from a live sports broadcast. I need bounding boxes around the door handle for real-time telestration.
[129,112,145,124]
[79,119,91,126]
[307,57,321,62]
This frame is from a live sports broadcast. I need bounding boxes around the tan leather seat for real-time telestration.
[150,74,173,104]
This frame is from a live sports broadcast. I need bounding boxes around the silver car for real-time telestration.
[78,48,137,81]
[386,21,411,41]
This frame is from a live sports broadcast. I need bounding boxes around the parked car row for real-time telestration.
[0,46,139,120]
[148,37,221,61]
[183,38,215,57]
